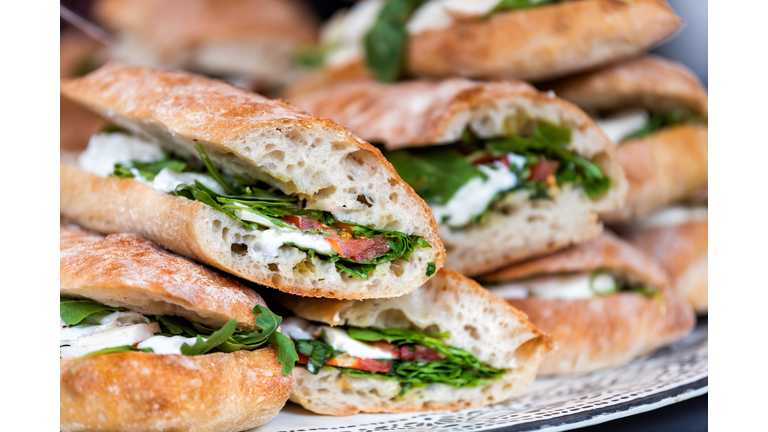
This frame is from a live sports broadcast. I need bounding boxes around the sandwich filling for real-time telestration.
[595,108,708,145]
[77,130,431,280]
[60,297,298,374]
[281,317,506,396]
[485,271,663,303]
[307,0,562,81]
[385,122,611,229]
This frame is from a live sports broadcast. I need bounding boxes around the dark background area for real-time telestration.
[59,1,708,430]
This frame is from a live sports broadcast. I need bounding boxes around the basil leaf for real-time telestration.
[364,0,427,82]
[180,319,238,356]
[295,337,339,374]
[270,332,299,375]
[386,148,486,204]
[70,345,153,374]
[60,297,124,326]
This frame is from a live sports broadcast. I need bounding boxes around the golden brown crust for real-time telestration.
[407,0,681,82]
[95,0,318,59]
[479,231,670,290]
[291,78,541,149]
[60,224,266,330]
[602,124,708,223]
[507,289,694,375]
[542,55,708,115]
[60,348,293,432]
[626,219,708,313]
[284,60,374,99]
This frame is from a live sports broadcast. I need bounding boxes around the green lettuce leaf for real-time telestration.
[60,297,124,326]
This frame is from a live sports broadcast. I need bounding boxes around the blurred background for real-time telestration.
[60,0,707,86]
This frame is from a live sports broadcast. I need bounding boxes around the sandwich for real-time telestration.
[60,63,444,300]
[289,0,680,95]
[479,232,695,376]
[543,55,708,223]
[94,0,319,91]
[269,269,554,415]
[625,206,708,314]
[291,78,626,276]
[60,224,297,432]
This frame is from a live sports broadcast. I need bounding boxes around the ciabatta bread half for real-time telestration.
[273,269,554,415]
[291,78,626,276]
[60,63,444,300]
[59,224,293,432]
[480,232,695,376]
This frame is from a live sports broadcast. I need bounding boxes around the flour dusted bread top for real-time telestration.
[544,56,708,115]
[60,63,439,242]
[291,78,626,213]
[479,231,670,290]
[60,224,266,330]
[273,269,553,370]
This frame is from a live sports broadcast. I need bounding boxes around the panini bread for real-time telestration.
[543,55,708,223]
[479,232,695,376]
[60,224,296,432]
[60,63,444,300]
[270,269,554,415]
[291,78,626,276]
[625,206,708,314]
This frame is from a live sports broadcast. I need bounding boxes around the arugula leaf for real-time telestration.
[295,337,339,374]
[70,345,153,374]
[621,109,708,142]
[426,262,436,277]
[180,319,238,356]
[193,144,240,195]
[98,124,128,134]
[363,0,427,82]
[295,43,339,70]
[60,297,124,326]
[271,332,300,375]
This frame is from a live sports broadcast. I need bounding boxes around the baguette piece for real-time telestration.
[59,224,293,432]
[271,269,553,415]
[544,56,708,223]
[407,0,681,82]
[625,208,708,314]
[60,63,444,299]
[95,0,318,88]
[291,78,626,276]
[479,232,695,376]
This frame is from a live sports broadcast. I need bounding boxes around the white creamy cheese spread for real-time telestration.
[633,206,708,230]
[60,310,161,358]
[234,205,335,257]
[486,272,617,300]
[280,317,394,360]
[430,161,518,227]
[141,168,225,194]
[137,335,202,355]
[322,0,385,66]
[78,133,165,177]
[320,327,396,360]
[594,109,649,145]
[407,0,503,35]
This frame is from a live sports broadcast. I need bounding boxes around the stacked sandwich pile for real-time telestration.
[59,1,706,430]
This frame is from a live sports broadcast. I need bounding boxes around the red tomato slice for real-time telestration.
[528,160,560,182]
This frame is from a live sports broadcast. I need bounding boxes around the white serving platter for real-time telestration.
[253,320,707,432]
